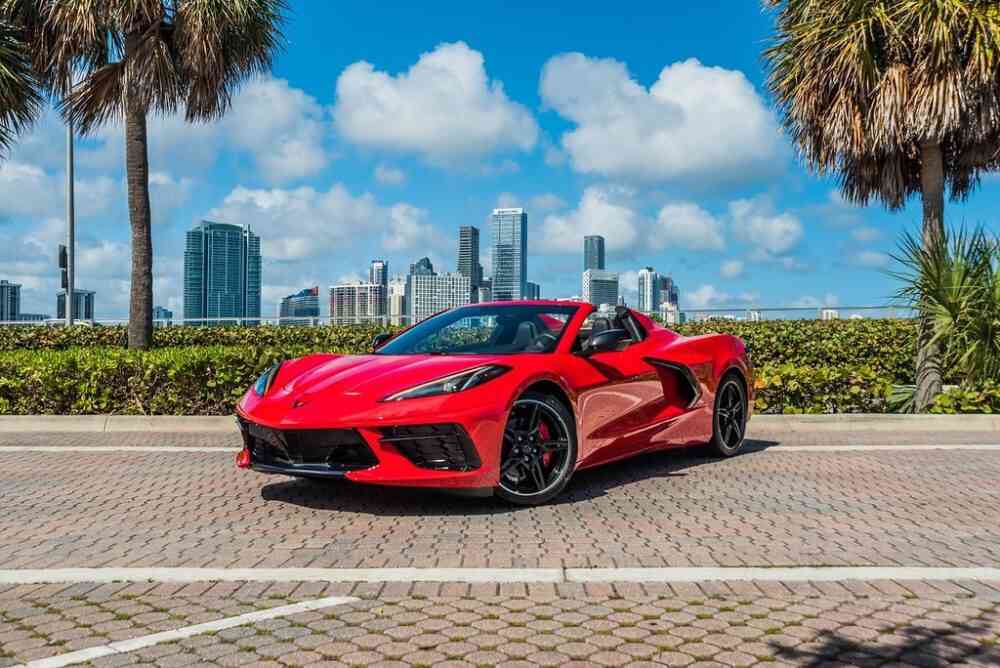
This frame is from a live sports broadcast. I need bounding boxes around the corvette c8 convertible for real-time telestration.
[236,301,753,505]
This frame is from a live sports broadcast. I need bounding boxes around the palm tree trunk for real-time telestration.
[124,98,153,350]
[914,142,945,412]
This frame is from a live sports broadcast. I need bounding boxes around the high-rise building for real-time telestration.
[584,235,605,271]
[57,289,95,320]
[184,221,261,323]
[410,256,434,276]
[525,281,541,300]
[457,226,483,291]
[477,278,492,304]
[638,267,660,313]
[582,269,619,307]
[0,280,21,322]
[369,259,389,287]
[388,276,407,326]
[279,287,320,324]
[330,283,386,324]
[491,208,527,301]
[407,272,471,323]
[152,306,174,324]
[658,275,679,308]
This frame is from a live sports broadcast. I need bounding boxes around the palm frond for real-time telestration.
[0,17,40,153]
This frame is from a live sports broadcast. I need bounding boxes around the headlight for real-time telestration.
[253,363,282,397]
[382,365,510,401]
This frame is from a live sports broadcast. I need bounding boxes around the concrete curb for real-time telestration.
[0,413,998,433]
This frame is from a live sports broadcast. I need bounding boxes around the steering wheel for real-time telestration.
[529,331,558,352]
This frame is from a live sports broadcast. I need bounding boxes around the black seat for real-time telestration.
[590,317,613,335]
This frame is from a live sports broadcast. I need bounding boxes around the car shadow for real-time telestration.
[769,617,998,666]
[259,438,781,515]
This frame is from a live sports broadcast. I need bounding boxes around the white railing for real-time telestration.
[0,305,916,328]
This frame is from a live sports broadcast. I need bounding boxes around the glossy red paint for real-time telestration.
[236,301,753,491]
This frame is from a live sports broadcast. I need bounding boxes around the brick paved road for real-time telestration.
[2,429,1000,666]
[1,435,999,570]
[1,583,998,667]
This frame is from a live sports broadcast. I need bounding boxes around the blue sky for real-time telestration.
[2,1,998,318]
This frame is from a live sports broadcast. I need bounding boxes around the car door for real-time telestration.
[567,310,679,467]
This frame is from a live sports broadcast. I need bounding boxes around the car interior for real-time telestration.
[574,307,646,353]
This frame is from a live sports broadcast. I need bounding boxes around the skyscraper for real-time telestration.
[457,226,483,290]
[183,221,261,323]
[525,281,541,300]
[584,235,605,271]
[410,256,434,276]
[582,269,619,307]
[279,287,320,324]
[406,271,471,322]
[388,276,407,325]
[369,259,389,288]
[57,289,95,320]
[491,208,527,301]
[330,283,386,324]
[658,275,679,308]
[0,280,21,322]
[638,267,660,313]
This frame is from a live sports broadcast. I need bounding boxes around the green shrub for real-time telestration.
[753,363,892,414]
[0,346,312,415]
[2,318,919,381]
[929,381,1000,414]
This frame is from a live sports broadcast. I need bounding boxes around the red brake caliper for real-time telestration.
[538,421,553,467]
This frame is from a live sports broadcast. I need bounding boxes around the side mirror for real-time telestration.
[371,332,393,351]
[581,328,628,356]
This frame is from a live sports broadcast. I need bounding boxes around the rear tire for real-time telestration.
[709,373,747,457]
[495,391,577,506]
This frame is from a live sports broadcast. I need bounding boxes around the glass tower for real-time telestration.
[0,280,21,322]
[584,235,605,271]
[184,221,261,323]
[457,226,483,288]
[491,208,527,301]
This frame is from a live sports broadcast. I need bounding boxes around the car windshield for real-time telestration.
[376,304,579,355]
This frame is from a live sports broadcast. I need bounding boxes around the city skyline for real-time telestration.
[5,5,995,319]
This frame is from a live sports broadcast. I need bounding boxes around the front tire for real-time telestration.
[709,373,747,456]
[495,391,577,506]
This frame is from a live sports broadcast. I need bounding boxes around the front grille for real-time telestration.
[379,424,481,472]
[240,420,378,471]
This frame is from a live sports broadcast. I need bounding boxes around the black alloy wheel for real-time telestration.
[496,391,577,505]
[710,374,747,456]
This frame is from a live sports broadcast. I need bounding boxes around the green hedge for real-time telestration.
[2,319,919,382]
[2,344,994,415]
[0,346,311,415]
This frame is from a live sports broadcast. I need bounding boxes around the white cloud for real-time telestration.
[333,42,538,165]
[149,172,193,225]
[851,226,881,242]
[538,185,640,253]
[205,183,441,262]
[720,259,744,278]
[374,164,406,185]
[793,293,840,308]
[540,54,783,185]
[0,161,114,220]
[206,184,380,260]
[685,284,759,309]
[729,196,803,258]
[382,203,448,252]
[655,202,725,251]
[851,250,890,269]
[77,76,330,183]
[496,192,521,208]
[529,193,566,213]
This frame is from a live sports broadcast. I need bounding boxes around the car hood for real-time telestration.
[274,353,510,402]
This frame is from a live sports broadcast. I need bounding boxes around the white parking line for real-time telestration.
[20,595,358,668]
[2,566,999,586]
[1,444,999,454]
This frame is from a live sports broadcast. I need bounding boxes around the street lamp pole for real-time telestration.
[65,113,75,326]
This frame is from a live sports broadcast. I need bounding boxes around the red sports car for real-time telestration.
[236,301,753,505]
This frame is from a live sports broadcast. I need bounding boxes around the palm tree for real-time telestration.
[0,13,39,154]
[6,0,286,349]
[764,0,1000,411]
